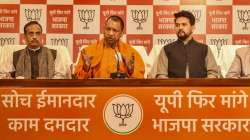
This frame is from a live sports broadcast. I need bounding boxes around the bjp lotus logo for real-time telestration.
[50,38,69,47]
[157,38,175,46]
[189,9,201,23]
[78,9,95,29]
[25,9,42,21]
[210,38,228,57]
[103,94,143,135]
[0,37,15,46]
[112,103,134,126]
[131,10,148,30]
[237,10,250,30]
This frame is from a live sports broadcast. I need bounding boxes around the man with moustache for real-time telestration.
[155,10,218,78]
[12,21,63,79]
[74,15,145,79]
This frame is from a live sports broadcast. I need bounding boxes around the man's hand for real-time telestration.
[156,74,168,79]
[123,53,135,75]
[0,72,13,79]
[81,50,93,72]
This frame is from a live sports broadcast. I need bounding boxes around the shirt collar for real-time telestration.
[28,46,41,52]
[177,37,194,46]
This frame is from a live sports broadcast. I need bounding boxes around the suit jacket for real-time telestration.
[226,47,250,78]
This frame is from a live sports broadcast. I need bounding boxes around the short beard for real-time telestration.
[177,31,192,41]
[105,38,117,48]
[178,35,189,41]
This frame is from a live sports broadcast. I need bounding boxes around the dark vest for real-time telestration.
[164,39,208,78]
[13,47,57,79]
[28,48,41,79]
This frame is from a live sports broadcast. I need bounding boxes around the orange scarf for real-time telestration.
[75,39,145,79]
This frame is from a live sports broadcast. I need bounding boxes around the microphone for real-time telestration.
[110,49,128,79]
[127,53,135,75]
[116,49,120,72]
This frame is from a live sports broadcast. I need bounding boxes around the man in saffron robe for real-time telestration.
[74,15,145,79]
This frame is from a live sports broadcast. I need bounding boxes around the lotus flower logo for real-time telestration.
[112,103,134,126]
[210,38,228,57]
[78,9,95,29]
[25,9,42,21]
[0,37,15,46]
[157,38,175,45]
[103,94,143,135]
[189,10,201,23]
[237,10,250,30]
[50,38,69,47]
[131,10,148,30]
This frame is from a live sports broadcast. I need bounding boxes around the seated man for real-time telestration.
[12,21,64,79]
[155,10,218,78]
[226,47,250,78]
[74,15,145,79]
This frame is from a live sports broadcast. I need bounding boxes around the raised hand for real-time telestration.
[81,49,93,72]
[122,53,135,75]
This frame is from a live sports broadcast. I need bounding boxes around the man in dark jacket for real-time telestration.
[156,10,218,78]
[13,21,58,79]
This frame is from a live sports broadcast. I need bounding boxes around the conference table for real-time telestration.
[0,79,250,140]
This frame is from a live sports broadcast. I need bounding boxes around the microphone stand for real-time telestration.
[110,47,128,79]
